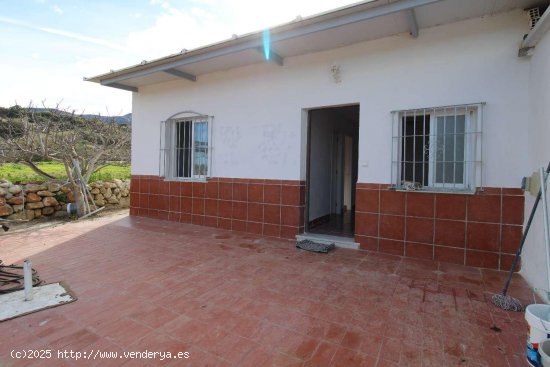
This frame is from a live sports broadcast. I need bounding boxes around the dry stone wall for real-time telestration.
[0,179,130,221]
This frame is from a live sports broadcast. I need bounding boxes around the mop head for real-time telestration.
[296,239,335,253]
[492,293,524,312]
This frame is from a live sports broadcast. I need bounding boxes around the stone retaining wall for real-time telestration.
[0,179,130,221]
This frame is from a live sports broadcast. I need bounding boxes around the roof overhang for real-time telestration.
[85,0,544,92]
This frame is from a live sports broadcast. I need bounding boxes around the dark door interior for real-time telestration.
[306,105,359,237]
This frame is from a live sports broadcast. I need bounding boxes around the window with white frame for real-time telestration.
[160,112,212,180]
[391,103,483,191]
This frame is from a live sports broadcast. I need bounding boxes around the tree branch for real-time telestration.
[20,160,57,180]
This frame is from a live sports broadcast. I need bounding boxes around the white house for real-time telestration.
[87,0,550,293]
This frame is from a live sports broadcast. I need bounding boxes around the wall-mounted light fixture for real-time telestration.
[331,64,341,83]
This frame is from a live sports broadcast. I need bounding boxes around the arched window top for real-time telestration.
[165,110,211,121]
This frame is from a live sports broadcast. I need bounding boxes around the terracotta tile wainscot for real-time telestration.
[355,183,524,270]
[130,176,524,271]
[130,176,306,239]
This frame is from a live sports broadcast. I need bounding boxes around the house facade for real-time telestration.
[88,0,550,291]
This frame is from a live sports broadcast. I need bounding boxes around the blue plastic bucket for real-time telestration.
[539,339,550,367]
[526,304,550,366]
[66,203,77,215]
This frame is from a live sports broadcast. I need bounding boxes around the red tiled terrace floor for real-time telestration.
[0,213,536,366]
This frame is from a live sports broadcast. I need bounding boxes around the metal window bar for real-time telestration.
[195,120,198,176]
[391,103,484,192]
[468,106,472,188]
[401,112,407,187]
[443,109,448,188]
[175,121,180,178]
[168,119,175,178]
[188,120,193,177]
[434,107,438,188]
[422,109,429,188]
[413,112,417,185]
[391,112,396,187]
[453,107,460,189]
[478,104,484,189]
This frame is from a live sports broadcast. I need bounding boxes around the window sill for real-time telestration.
[390,187,476,195]
[163,177,208,183]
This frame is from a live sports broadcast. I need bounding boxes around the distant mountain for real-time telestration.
[82,113,132,125]
[0,106,131,125]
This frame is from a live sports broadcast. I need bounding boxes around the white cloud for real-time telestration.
[125,0,356,60]
[0,54,132,115]
[0,16,128,52]
[190,7,207,17]
[1,0,361,114]
[126,7,228,59]
[150,0,172,9]
[52,5,63,14]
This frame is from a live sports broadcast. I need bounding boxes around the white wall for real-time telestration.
[132,10,531,188]
[521,28,550,298]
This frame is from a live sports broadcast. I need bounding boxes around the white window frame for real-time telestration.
[391,103,483,192]
[160,111,213,181]
[427,109,475,190]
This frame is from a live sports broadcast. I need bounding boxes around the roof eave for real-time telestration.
[85,0,444,88]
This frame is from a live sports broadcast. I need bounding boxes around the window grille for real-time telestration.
[391,103,483,192]
[160,111,213,180]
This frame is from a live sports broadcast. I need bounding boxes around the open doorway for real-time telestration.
[306,105,359,238]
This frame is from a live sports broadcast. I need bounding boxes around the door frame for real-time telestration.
[304,103,360,234]
[304,110,313,232]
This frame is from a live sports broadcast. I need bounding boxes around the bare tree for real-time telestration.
[0,104,131,216]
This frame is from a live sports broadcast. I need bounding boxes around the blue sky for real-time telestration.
[0,0,356,115]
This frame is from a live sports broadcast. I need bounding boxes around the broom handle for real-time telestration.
[541,166,550,298]
[501,161,550,296]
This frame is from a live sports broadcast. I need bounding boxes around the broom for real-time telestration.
[492,162,550,311]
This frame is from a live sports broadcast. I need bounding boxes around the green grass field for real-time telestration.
[0,162,130,183]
